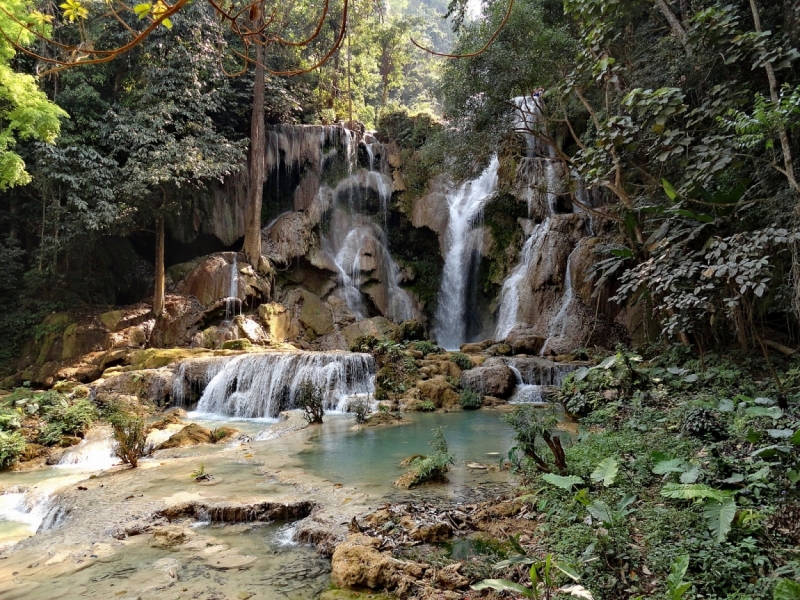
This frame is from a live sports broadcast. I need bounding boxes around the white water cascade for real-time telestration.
[434,156,500,350]
[494,217,551,340]
[224,253,240,321]
[192,352,376,418]
[540,246,578,355]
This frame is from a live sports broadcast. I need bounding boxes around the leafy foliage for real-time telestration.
[298,380,325,424]
[107,404,150,468]
[407,426,455,485]
[0,430,26,469]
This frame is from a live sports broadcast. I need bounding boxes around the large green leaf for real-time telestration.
[542,473,583,490]
[774,578,800,600]
[471,579,532,596]
[590,457,619,487]
[666,554,691,599]
[653,458,686,475]
[703,497,737,543]
[660,483,728,502]
[745,406,783,420]
[587,500,613,524]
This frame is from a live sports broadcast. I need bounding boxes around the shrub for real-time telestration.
[108,407,150,468]
[419,400,436,412]
[392,320,425,343]
[0,430,26,469]
[682,407,727,440]
[298,380,325,424]
[408,427,455,484]
[503,405,567,475]
[413,340,442,356]
[450,352,472,370]
[349,398,372,424]
[459,388,482,409]
[0,410,21,431]
[38,398,97,445]
[350,334,380,353]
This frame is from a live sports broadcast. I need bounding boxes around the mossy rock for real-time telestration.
[99,310,126,332]
[157,423,213,449]
[222,339,252,351]
[129,348,208,370]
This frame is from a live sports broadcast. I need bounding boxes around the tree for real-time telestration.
[103,6,246,315]
[0,0,66,190]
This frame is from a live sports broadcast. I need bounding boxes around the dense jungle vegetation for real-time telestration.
[1,0,800,598]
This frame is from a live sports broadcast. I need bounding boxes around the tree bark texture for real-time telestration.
[244,33,266,267]
[153,210,165,317]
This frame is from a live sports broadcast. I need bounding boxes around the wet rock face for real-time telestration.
[174,252,271,308]
[504,325,546,355]
[459,364,516,398]
[330,534,425,594]
[157,500,315,524]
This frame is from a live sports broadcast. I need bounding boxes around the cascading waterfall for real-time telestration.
[225,253,240,321]
[494,93,585,344]
[434,156,500,349]
[192,352,375,418]
[540,246,578,355]
[503,357,579,404]
[494,218,551,340]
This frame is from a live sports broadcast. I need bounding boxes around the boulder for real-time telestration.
[263,211,315,264]
[409,522,452,543]
[416,377,460,408]
[331,534,425,593]
[297,291,334,337]
[258,302,295,343]
[151,526,194,549]
[459,339,495,354]
[503,326,546,355]
[157,423,213,449]
[460,364,516,398]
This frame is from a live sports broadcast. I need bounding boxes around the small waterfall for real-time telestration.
[502,356,579,404]
[331,226,368,319]
[494,218,551,340]
[434,156,500,349]
[541,246,578,355]
[193,352,376,418]
[225,253,240,321]
[0,489,54,536]
[57,427,120,470]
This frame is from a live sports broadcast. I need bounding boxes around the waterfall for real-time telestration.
[494,218,551,340]
[193,351,376,418]
[225,253,240,321]
[502,357,579,404]
[57,427,120,470]
[434,156,500,349]
[540,246,578,355]
[331,226,368,319]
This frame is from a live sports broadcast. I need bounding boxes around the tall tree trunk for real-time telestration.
[244,27,266,269]
[654,0,692,56]
[153,206,165,317]
[749,0,798,193]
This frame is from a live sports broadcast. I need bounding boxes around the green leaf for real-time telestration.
[666,555,691,599]
[679,465,700,484]
[750,444,792,458]
[161,16,172,28]
[542,473,583,491]
[660,483,728,502]
[790,430,800,446]
[662,178,679,201]
[745,406,783,420]
[653,458,685,475]
[703,497,736,543]
[133,2,151,18]
[774,579,800,600]
[718,398,735,412]
[587,500,613,524]
[471,579,532,596]
[590,457,619,487]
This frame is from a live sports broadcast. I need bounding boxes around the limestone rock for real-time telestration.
[151,526,194,548]
[410,522,452,543]
[263,212,315,264]
[503,326,546,355]
[460,364,516,398]
[416,377,459,408]
[259,303,295,343]
[157,423,213,449]
[297,290,334,336]
[330,534,425,592]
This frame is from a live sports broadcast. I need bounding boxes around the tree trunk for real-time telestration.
[244,30,266,268]
[654,0,692,56]
[749,0,798,193]
[153,208,165,317]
